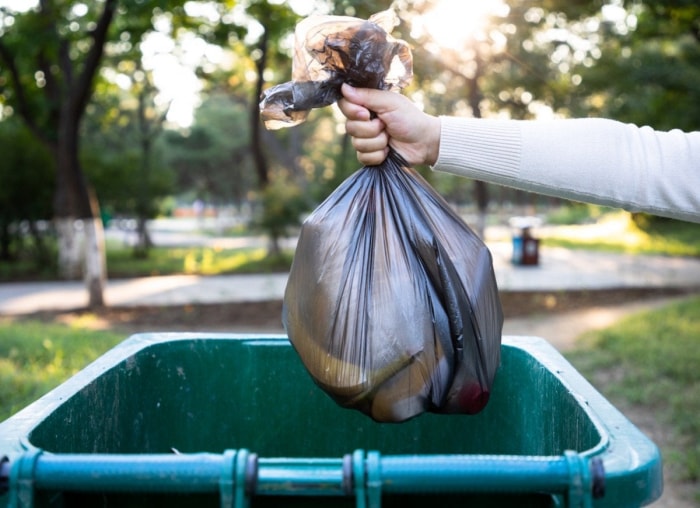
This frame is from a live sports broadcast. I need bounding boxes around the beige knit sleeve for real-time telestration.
[432,116,700,223]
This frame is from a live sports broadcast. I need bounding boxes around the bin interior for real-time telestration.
[28,336,602,458]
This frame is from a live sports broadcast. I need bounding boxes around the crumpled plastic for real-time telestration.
[260,10,503,422]
[260,10,412,130]
[283,152,503,422]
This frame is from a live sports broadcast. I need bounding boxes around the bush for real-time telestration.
[545,204,611,225]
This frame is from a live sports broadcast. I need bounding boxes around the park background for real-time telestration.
[1,0,700,505]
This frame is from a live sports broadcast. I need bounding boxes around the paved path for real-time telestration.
[2,242,700,315]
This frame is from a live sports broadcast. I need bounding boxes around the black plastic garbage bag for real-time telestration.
[283,151,503,422]
[260,10,503,422]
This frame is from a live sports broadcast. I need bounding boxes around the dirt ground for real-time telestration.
[20,286,694,334]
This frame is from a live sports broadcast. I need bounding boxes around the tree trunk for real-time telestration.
[251,29,279,257]
[55,217,83,280]
[54,216,105,307]
[474,181,489,239]
[0,220,10,261]
[53,117,106,308]
[250,29,270,190]
[0,0,115,308]
[53,185,107,308]
[268,234,281,257]
[135,216,152,257]
[134,84,154,258]
[28,220,51,268]
[84,216,105,307]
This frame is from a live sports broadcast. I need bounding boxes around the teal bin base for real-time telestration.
[0,334,662,507]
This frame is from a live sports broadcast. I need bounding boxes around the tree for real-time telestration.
[180,0,302,253]
[254,175,306,257]
[0,0,121,306]
[82,61,174,257]
[401,2,515,235]
[0,0,190,305]
[243,1,299,258]
[572,1,700,132]
[388,1,620,217]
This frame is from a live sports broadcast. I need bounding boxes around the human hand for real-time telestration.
[338,84,441,167]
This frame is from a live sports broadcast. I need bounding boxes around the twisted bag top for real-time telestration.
[260,9,412,129]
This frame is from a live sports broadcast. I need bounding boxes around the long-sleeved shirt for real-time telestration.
[433,117,700,223]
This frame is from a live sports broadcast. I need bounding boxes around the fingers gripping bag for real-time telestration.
[260,10,503,423]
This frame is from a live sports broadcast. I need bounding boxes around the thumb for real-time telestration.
[341,84,401,115]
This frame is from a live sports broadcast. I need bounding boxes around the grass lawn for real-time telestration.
[106,245,294,278]
[0,320,124,421]
[0,244,295,281]
[566,295,700,502]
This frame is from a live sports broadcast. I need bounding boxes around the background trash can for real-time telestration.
[510,216,542,266]
[0,334,662,507]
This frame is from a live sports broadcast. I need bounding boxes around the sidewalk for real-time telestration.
[2,242,700,315]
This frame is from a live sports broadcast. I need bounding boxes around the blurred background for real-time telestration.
[1,0,699,301]
[1,2,700,505]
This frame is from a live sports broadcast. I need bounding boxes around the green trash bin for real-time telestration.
[0,334,661,507]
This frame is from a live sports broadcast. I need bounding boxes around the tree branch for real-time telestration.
[32,0,64,143]
[37,49,62,139]
[0,38,45,142]
[72,0,118,119]
[58,38,73,89]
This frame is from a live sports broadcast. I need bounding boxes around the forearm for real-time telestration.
[433,116,700,223]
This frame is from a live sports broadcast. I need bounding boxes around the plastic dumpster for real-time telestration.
[0,334,661,507]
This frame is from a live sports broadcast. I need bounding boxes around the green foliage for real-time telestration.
[253,176,306,247]
[0,239,295,281]
[0,247,57,281]
[160,93,254,206]
[81,65,174,220]
[0,0,177,140]
[331,0,395,18]
[0,118,55,266]
[81,147,172,218]
[567,296,700,492]
[430,171,476,206]
[545,204,612,225]
[0,320,123,420]
[0,119,54,221]
[0,0,192,217]
[572,1,700,131]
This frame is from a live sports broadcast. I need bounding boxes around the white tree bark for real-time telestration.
[55,217,106,307]
[55,217,83,280]
[83,217,106,307]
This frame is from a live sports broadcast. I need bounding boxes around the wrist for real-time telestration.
[423,115,441,166]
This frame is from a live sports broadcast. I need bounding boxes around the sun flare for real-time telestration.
[411,0,509,50]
